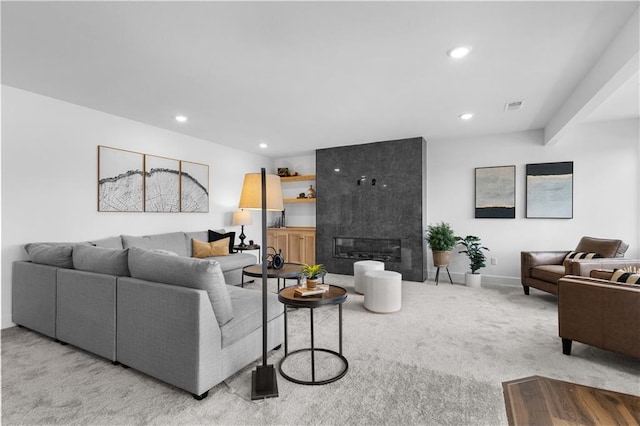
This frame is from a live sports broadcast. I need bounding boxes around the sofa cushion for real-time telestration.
[611,270,640,285]
[192,238,229,258]
[531,264,565,284]
[73,245,130,276]
[184,231,209,256]
[127,247,233,325]
[574,237,627,258]
[209,230,236,254]
[221,286,283,348]
[24,243,74,268]
[121,232,189,257]
[89,236,124,249]
[212,253,256,271]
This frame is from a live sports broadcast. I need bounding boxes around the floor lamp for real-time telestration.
[238,168,284,400]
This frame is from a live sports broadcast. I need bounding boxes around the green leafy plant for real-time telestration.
[301,263,327,279]
[456,235,490,274]
[425,222,457,251]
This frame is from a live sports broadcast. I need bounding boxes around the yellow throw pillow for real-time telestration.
[192,238,230,258]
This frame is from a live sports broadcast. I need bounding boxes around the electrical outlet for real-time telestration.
[491,257,497,265]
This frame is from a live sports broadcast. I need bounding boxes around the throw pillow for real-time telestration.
[128,247,234,325]
[72,245,130,276]
[208,230,235,254]
[24,243,74,268]
[565,251,603,260]
[192,238,229,258]
[610,269,640,285]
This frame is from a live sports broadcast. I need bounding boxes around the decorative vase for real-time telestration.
[465,273,482,288]
[306,278,318,289]
[307,185,316,198]
[432,250,452,267]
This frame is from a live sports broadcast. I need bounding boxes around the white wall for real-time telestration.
[1,86,273,328]
[427,119,639,285]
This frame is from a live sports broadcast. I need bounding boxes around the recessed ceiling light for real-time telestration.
[259,143,268,149]
[175,115,188,123]
[334,168,340,172]
[459,113,474,120]
[447,46,471,59]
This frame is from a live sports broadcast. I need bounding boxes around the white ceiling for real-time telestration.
[2,1,638,158]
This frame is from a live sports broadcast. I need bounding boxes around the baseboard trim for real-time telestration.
[425,270,520,287]
[2,314,16,330]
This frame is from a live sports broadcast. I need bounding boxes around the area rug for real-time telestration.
[2,274,638,425]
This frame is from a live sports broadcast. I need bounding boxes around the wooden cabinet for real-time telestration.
[267,227,316,265]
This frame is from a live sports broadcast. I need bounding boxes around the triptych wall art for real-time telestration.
[98,145,209,213]
[474,161,573,219]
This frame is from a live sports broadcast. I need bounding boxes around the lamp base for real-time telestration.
[251,365,279,400]
[239,226,247,248]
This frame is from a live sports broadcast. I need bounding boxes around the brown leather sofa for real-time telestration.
[558,270,640,359]
[520,236,630,295]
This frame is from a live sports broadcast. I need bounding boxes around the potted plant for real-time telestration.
[301,263,326,289]
[456,235,489,288]
[425,222,457,268]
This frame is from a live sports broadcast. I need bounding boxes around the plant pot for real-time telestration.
[306,278,318,289]
[465,273,482,288]
[432,250,452,267]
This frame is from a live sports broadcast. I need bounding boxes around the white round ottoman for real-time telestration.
[353,260,385,294]
[364,270,402,313]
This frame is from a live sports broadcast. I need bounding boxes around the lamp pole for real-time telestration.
[251,167,279,399]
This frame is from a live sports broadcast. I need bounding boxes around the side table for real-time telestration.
[277,285,348,385]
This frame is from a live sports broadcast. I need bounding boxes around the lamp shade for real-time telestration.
[232,209,253,226]
[238,173,284,211]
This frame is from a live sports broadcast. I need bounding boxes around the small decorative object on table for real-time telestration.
[294,284,329,297]
[301,263,326,289]
[307,185,316,198]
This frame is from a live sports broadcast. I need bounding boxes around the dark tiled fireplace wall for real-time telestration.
[316,137,427,282]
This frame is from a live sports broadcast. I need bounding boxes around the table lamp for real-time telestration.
[232,210,253,247]
[238,169,283,400]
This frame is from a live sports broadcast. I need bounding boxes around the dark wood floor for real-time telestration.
[503,375,640,426]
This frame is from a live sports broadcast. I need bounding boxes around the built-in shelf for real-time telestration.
[283,197,316,204]
[280,174,316,182]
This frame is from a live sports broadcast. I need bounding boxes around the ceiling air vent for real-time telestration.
[504,101,523,111]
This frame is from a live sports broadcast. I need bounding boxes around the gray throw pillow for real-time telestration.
[24,243,74,268]
[73,245,130,276]
[128,247,233,325]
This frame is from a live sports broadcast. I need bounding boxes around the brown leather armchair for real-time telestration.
[520,236,629,296]
[558,271,640,359]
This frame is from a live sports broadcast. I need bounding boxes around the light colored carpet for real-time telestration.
[2,275,639,425]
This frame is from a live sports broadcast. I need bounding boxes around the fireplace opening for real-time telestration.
[333,237,401,262]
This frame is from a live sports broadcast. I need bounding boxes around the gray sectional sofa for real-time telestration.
[12,230,284,399]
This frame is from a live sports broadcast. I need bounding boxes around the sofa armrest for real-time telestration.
[521,251,569,280]
[116,277,222,396]
[567,259,640,277]
[558,276,640,358]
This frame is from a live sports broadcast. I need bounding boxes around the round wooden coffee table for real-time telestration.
[242,263,303,290]
[277,285,348,385]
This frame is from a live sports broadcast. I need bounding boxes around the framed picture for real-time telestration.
[526,161,573,219]
[180,160,209,212]
[98,146,144,212]
[475,165,516,218]
[144,154,180,212]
